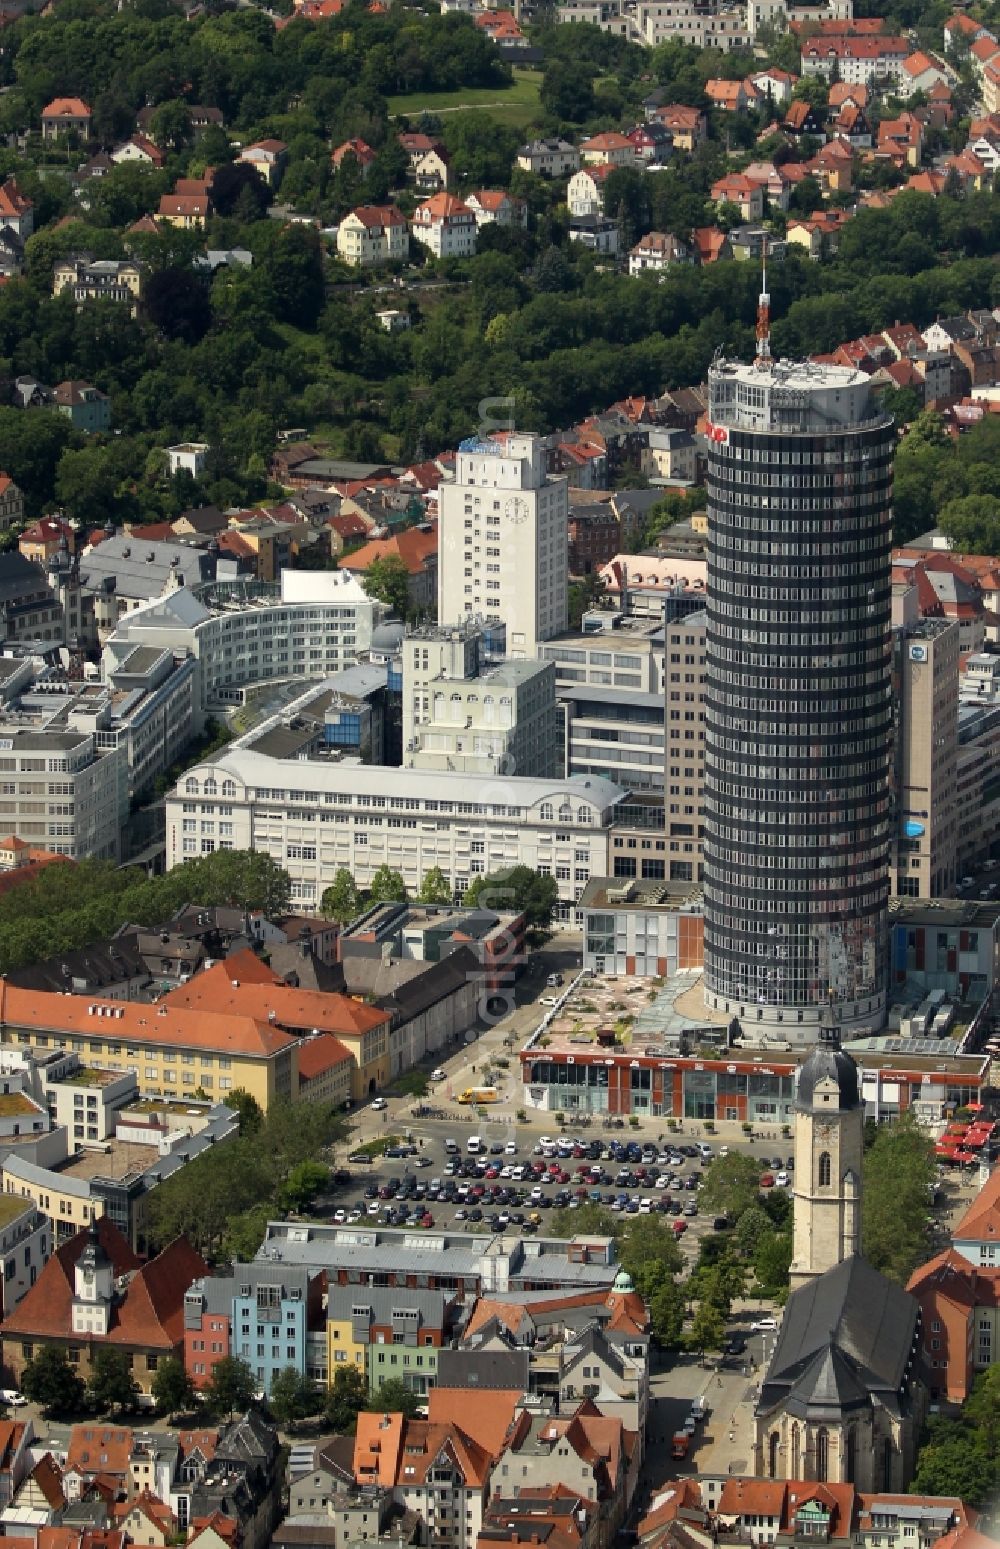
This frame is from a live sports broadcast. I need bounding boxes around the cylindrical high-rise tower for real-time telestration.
[703,354,894,1040]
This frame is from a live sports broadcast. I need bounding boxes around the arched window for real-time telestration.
[203,779,217,796]
[222,780,236,798]
[185,778,199,794]
[769,1432,780,1479]
[816,1428,829,1483]
[558,804,572,823]
[540,802,553,821]
[578,806,592,825]
[819,1151,832,1187]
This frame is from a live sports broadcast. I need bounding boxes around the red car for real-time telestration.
[672,1219,687,1235]
[760,1173,775,1188]
[420,1213,434,1228]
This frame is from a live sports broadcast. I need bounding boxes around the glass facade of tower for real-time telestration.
[703,359,894,1037]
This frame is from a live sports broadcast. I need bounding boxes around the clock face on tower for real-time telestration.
[504,496,529,524]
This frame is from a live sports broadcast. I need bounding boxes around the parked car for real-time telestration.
[371,1097,387,1110]
[752,1316,779,1332]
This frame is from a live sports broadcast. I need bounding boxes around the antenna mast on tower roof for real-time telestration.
[754,234,771,369]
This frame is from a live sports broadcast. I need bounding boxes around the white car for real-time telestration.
[752,1317,779,1332]
[775,1170,790,1187]
[539,996,559,1007]
[333,1209,347,1224]
[367,1201,380,1216]
[371,1097,387,1110]
[431,1069,446,1081]
[639,1197,654,1213]
[0,1391,26,1408]
[505,1140,517,1155]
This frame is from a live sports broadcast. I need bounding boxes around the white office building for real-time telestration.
[437,434,568,658]
[403,621,559,778]
[103,570,381,718]
[165,753,625,919]
[0,726,126,860]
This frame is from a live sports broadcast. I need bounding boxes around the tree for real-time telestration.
[151,1356,195,1417]
[688,1299,726,1355]
[910,1421,996,1506]
[648,1274,685,1346]
[21,1347,85,1416]
[366,1378,422,1418]
[939,493,1000,555]
[88,1348,140,1415]
[368,865,408,904]
[753,1232,792,1296]
[268,1365,320,1427]
[862,1112,936,1284]
[325,1364,368,1432]
[417,866,452,904]
[618,1213,684,1293]
[735,1205,770,1256]
[180,849,291,916]
[228,1089,263,1137]
[321,868,362,923]
[540,59,594,122]
[209,162,270,220]
[550,1202,616,1238]
[464,865,559,929]
[362,555,411,618]
[206,1356,257,1417]
[281,1160,330,1212]
[699,1153,763,1221]
[150,99,193,154]
[144,267,213,345]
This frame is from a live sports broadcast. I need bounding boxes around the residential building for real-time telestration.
[327,1284,455,1395]
[412,194,478,259]
[516,139,580,177]
[580,132,636,166]
[0,178,33,241]
[211,1262,323,1396]
[53,381,111,434]
[166,443,210,479]
[337,205,410,267]
[413,146,452,191]
[237,140,287,186]
[800,33,910,83]
[702,354,894,1040]
[111,134,165,167]
[52,256,145,315]
[643,426,697,482]
[437,433,569,658]
[157,193,210,229]
[567,166,617,217]
[183,1277,232,1390]
[42,98,92,139]
[465,191,527,228]
[628,232,691,275]
[497,1403,639,1546]
[711,174,765,221]
[0,1196,50,1318]
[331,138,377,174]
[0,476,24,533]
[166,753,625,921]
[339,899,526,997]
[354,1411,492,1549]
[0,552,65,643]
[568,216,619,254]
[1,1217,206,1400]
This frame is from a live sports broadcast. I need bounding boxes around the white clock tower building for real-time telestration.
[437,432,568,658]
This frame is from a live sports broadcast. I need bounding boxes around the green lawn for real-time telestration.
[387,68,543,128]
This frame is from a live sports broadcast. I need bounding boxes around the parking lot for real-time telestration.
[321,1123,797,1264]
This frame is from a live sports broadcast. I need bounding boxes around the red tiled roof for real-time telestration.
[67,1426,133,1478]
[427,1387,522,1455]
[43,97,90,118]
[342,524,438,578]
[348,204,407,230]
[163,954,390,1038]
[297,1033,353,1081]
[2,1220,205,1350]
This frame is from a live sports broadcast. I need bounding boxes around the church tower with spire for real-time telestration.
[788,1046,864,1289]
